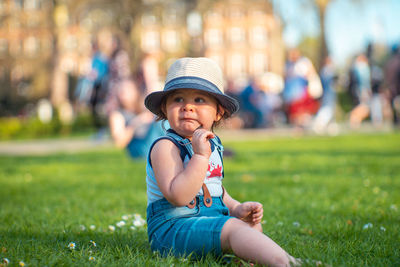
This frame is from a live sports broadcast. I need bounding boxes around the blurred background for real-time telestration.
[0,0,399,140]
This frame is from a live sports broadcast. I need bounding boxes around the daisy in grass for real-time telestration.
[133,214,146,227]
[3,258,10,265]
[89,256,95,261]
[90,240,97,247]
[108,225,116,232]
[89,225,96,230]
[116,220,126,227]
[19,261,25,266]
[68,242,76,250]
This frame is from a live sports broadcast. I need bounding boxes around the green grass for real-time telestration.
[0,133,399,266]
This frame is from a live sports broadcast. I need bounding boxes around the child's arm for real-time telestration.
[151,129,214,206]
[223,188,264,226]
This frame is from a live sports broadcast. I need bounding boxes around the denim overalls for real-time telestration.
[146,129,233,258]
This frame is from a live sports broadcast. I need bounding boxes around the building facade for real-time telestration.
[0,0,284,114]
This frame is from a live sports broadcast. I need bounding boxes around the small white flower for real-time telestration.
[108,225,115,232]
[363,223,373,230]
[3,258,10,265]
[19,261,25,266]
[133,219,145,227]
[293,222,300,227]
[130,226,136,230]
[122,215,130,221]
[68,242,76,250]
[380,226,386,232]
[132,214,146,227]
[79,225,86,231]
[90,240,97,247]
[89,225,96,230]
[116,220,126,228]
[89,256,95,261]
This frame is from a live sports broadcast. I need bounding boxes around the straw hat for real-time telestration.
[144,57,239,117]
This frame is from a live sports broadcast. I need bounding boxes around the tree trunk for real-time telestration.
[317,3,328,71]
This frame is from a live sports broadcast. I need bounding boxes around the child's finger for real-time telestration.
[250,202,262,212]
[194,128,214,140]
[253,211,263,221]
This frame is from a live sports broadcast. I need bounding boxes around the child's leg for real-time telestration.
[221,218,298,267]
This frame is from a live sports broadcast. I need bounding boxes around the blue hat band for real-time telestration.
[164,76,223,95]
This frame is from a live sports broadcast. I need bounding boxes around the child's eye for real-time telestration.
[173,97,184,103]
[194,97,205,103]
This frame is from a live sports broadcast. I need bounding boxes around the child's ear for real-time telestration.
[216,105,225,121]
[160,102,167,117]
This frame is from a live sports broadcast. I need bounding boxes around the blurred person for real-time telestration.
[105,34,134,115]
[237,73,284,128]
[282,48,322,128]
[382,43,400,126]
[220,79,245,129]
[135,53,161,95]
[349,53,372,128]
[255,73,285,127]
[75,29,114,136]
[369,61,384,127]
[311,56,338,134]
[238,77,267,128]
[109,79,164,159]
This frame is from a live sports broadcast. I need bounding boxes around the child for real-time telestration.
[144,57,298,266]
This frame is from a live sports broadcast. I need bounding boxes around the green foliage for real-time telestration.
[0,117,23,139]
[0,113,95,140]
[0,133,399,266]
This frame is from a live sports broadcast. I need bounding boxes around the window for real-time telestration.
[205,10,222,21]
[24,0,40,10]
[229,27,245,44]
[250,52,268,75]
[205,28,223,46]
[24,36,39,56]
[142,30,160,51]
[228,53,246,76]
[9,40,22,56]
[163,29,180,52]
[250,26,268,46]
[230,9,244,19]
[141,14,157,26]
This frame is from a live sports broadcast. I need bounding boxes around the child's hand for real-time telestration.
[236,202,263,225]
[192,128,215,158]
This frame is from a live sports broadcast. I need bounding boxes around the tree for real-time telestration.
[273,0,369,70]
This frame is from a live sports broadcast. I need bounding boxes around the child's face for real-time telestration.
[163,89,222,138]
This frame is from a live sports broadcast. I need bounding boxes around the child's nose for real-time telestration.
[182,102,195,111]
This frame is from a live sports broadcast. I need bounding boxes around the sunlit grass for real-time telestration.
[0,133,399,266]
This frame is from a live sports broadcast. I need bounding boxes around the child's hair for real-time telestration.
[144,57,239,123]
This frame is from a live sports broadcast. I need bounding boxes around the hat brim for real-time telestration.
[144,77,239,117]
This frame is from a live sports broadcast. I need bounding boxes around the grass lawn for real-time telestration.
[0,132,399,266]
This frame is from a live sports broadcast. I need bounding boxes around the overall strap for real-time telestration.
[165,129,215,208]
[166,130,194,158]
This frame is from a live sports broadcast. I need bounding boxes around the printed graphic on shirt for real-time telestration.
[207,163,222,178]
[182,147,223,196]
[206,151,223,179]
